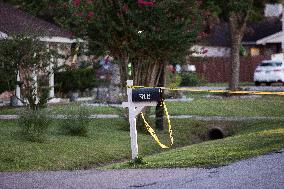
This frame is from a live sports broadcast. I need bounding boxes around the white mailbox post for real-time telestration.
[122,80,159,160]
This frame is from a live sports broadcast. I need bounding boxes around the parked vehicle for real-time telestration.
[254,60,284,86]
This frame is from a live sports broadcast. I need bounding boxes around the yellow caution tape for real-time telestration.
[135,84,284,148]
[128,86,284,96]
[140,101,173,149]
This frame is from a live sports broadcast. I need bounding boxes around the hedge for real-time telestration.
[55,68,99,94]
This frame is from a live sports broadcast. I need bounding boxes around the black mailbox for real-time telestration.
[132,88,162,102]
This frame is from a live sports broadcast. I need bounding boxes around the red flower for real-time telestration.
[122,4,129,13]
[201,47,208,54]
[87,0,93,4]
[73,12,83,17]
[138,0,155,6]
[202,49,208,54]
[196,0,203,6]
[88,11,94,18]
[72,0,81,7]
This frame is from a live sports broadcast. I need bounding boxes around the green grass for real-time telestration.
[1,118,283,172]
[1,95,283,171]
[161,95,284,117]
[106,120,284,169]
[203,82,254,87]
[2,96,284,118]
[48,103,122,115]
[0,107,20,115]
[0,118,226,172]
[0,103,122,115]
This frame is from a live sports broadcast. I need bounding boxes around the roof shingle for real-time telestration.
[243,17,282,42]
[0,1,73,38]
[200,17,282,47]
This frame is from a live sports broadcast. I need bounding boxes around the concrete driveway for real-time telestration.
[1,150,283,189]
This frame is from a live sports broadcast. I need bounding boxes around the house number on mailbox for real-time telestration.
[139,94,151,100]
[132,88,161,102]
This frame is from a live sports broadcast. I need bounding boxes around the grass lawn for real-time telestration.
[0,103,122,115]
[1,117,283,172]
[107,120,284,169]
[161,95,284,117]
[203,82,254,87]
[0,118,230,172]
[0,94,283,172]
[1,95,284,118]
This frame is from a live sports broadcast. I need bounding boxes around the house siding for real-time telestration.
[244,43,282,56]
[191,45,231,57]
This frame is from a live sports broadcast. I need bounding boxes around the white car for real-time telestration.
[254,60,284,86]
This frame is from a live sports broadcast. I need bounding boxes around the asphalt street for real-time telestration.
[0,150,283,189]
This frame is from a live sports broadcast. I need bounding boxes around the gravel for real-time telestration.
[1,150,283,189]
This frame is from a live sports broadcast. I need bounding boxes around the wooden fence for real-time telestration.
[189,56,270,83]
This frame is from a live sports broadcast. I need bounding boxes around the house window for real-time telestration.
[250,47,260,56]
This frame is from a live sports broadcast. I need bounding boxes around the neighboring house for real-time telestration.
[242,17,283,56]
[191,23,231,58]
[192,3,284,58]
[0,2,77,45]
[187,4,284,82]
[0,2,82,104]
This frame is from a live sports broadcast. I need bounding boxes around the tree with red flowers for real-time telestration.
[56,0,202,86]
[53,0,202,129]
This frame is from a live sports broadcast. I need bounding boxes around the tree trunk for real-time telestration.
[229,28,241,91]
[118,55,129,88]
[131,58,165,130]
[228,12,248,91]
[155,63,165,130]
[132,58,162,87]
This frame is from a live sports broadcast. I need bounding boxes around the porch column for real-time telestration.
[47,44,55,99]
[15,70,21,105]
[32,67,39,104]
[49,62,55,98]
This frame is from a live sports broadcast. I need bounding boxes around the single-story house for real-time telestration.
[191,23,231,57]
[0,2,84,105]
[256,3,284,52]
[192,4,284,58]
[242,17,283,56]
[187,4,284,82]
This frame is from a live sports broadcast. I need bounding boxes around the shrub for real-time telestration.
[55,67,99,94]
[166,72,182,89]
[0,35,58,109]
[179,72,203,86]
[60,104,91,136]
[165,72,182,98]
[128,156,147,166]
[0,74,15,94]
[18,109,52,143]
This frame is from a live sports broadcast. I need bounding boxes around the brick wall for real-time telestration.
[189,56,270,82]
